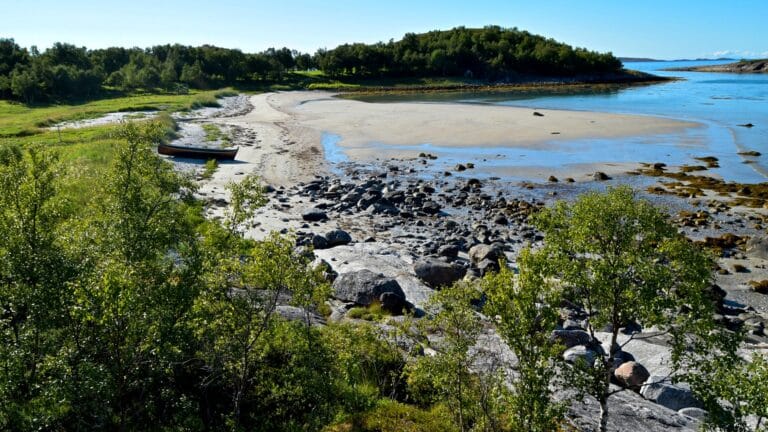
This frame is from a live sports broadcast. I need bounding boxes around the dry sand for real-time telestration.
[198,90,700,194]
[290,91,699,152]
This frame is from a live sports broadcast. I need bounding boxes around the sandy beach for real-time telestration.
[201,91,700,189]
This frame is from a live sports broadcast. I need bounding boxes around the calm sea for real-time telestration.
[350,61,768,183]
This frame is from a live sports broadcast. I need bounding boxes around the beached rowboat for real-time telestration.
[158,143,238,160]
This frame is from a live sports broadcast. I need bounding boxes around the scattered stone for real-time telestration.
[738,123,754,128]
[551,329,592,348]
[302,208,328,222]
[468,244,504,265]
[614,361,650,391]
[732,263,749,273]
[413,259,467,288]
[749,280,768,294]
[325,229,352,247]
[593,171,611,181]
[455,163,467,172]
[533,111,545,117]
[437,244,460,258]
[738,150,761,156]
[311,234,329,250]
[548,175,559,182]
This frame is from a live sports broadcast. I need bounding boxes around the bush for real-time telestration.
[323,400,458,432]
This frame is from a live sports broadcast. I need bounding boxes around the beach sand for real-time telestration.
[199,90,700,191]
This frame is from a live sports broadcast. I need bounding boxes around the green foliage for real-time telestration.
[202,158,218,179]
[316,26,622,80]
[346,301,391,321]
[323,322,407,410]
[224,173,268,234]
[406,281,501,431]
[689,352,768,431]
[532,185,720,432]
[483,251,566,432]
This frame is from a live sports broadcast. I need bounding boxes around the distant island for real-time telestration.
[619,57,736,63]
[665,58,768,73]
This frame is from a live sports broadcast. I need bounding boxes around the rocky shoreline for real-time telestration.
[179,93,768,431]
[665,59,768,73]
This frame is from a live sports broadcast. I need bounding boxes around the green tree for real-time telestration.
[533,186,719,432]
[192,232,331,429]
[0,145,74,430]
[483,250,566,432]
[406,281,491,432]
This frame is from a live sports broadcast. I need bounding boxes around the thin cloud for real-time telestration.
[710,49,767,59]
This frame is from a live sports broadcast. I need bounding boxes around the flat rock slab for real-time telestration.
[314,242,434,308]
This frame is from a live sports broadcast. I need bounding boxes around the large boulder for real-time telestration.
[640,377,702,411]
[468,243,504,265]
[614,361,650,391]
[413,259,466,288]
[332,269,406,306]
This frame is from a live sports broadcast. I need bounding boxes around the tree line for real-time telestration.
[1,119,765,431]
[0,26,624,104]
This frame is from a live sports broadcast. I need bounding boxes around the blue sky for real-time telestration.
[3,0,767,59]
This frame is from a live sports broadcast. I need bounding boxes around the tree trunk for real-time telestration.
[599,395,609,432]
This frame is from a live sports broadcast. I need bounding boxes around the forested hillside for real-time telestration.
[0,26,624,104]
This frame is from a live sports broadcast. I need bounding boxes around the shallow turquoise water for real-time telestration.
[344,61,768,183]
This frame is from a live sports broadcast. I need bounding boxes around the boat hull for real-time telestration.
[158,143,238,160]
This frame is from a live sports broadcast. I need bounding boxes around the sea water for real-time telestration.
[349,61,768,183]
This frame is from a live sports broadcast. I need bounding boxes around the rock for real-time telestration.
[563,345,598,366]
[468,243,504,265]
[551,329,592,348]
[593,171,611,181]
[476,259,500,276]
[548,175,559,182]
[615,361,650,390]
[421,200,441,215]
[437,244,460,258]
[413,258,467,288]
[455,163,467,171]
[493,214,508,225]
[275,305,325,326]
[533,111,545,117]
[678,407,708,421]
[738,123,754,128]
[746,234,768,260]
[311,234,329,250]
[653,162,667,170]
[640,377,703,411]
[379,292,409,315]
[332,270,405,306]
[325,229,352,247]
[302,208,328,222]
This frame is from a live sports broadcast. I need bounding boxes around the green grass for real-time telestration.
[0,90,231,138]
[201,159,218,179]
[201,123,230,146]
[0,89,239,210]
[346,302,391,321]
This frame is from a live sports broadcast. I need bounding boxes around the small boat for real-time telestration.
[158,143,238,160]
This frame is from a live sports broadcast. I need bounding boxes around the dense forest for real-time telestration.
[0,26,624,104]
